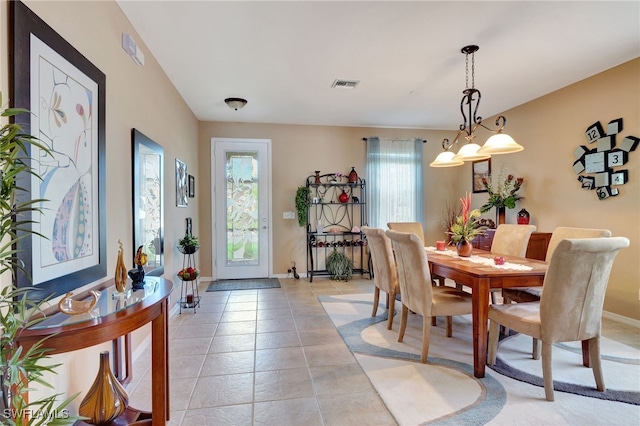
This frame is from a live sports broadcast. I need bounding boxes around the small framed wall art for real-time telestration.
[176,159,188,207]
[188,174,195,198]
[472,159,491,193]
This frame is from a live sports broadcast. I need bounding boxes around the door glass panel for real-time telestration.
[225,151,259,266]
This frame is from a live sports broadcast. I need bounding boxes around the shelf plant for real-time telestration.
[178,234,199,254]
[0,92,80,424]
[295,186,310,227]
[326,249,353,281]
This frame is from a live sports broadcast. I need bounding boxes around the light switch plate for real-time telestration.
[283,211,295,219]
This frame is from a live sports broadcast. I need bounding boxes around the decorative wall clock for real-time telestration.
[573,118,638,200]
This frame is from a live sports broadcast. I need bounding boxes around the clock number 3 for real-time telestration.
[609,153,621,165]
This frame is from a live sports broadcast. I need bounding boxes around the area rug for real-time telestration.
[319,293,640,425]
[206,278,280,292]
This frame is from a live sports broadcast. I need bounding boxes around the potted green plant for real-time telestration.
[326,250,353,281]
[0,92,80,424]
[295,186,310,227]
[178,234,199,254]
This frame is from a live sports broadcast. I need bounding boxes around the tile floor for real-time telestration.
[126,277,639,425]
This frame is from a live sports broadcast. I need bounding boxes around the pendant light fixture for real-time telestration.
[429,45,523,168]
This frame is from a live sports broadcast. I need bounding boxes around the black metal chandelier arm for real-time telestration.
[441,129,465,151]
[459,87,483,135]
[477,115,508,134]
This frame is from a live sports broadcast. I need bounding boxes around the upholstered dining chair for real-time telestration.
[387,221,446,288]
[487,237,629,401]
[387,222,425,244]
[501,226,612,359]
[386,230,472,363]
[362,226,399,330]
[502,227,612,305]
[484,224,536,303]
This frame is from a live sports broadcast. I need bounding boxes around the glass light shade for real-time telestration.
[453,143,490,161]
[429,151,464,167]
[477,133,523,155]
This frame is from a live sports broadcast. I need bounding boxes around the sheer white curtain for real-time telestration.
[366,137,424,228]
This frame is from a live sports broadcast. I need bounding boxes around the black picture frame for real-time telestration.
[132,129,164,276]
[11,1,107,299]
[188,174,195,198]
[472,159,491,193]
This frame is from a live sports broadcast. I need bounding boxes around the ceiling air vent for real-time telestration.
[331,79,359,89]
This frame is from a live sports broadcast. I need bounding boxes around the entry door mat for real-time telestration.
[206,278,281,292]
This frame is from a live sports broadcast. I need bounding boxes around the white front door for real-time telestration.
[212,138,271,279]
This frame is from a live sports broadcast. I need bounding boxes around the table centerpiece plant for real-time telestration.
[448,193,485,257]
[479,164,524,224]
[0,92,81,425]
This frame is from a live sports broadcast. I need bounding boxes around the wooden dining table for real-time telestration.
[426,248,548,378]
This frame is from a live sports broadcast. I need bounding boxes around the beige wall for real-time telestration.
[1,0,199,410]
[197,123,459,277]
[200,59,639,320]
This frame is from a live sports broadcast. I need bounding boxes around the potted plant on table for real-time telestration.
[448,193,485,257]
[0,92,80,424]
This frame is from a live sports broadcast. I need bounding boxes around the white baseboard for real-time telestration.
[603,310,640,328]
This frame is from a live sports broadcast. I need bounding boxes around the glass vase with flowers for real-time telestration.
[480,164,524,224]
[448,193,486,257]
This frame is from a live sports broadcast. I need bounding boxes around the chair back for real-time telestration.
[387,222,425,245]
[540,237,629,343]
[362,226,399,295]
[385,230,432,316]
[491,224,536,257]
[545,227,612,262]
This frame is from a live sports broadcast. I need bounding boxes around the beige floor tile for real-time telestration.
[200,350,255,376]
[220,310,257,322]
[228,292,258,303]
[294,314,335,330]
[310,363,374,396]
[189,373,254,409]
[253,397,324,426]
[169,377,198,411]
[190,302,226,313]
[291,305,329,316]
[318,390,397,426]
[214,320,256,336]
[209,333,256,353]
[256,331,301,350]
[179,310,223,325]
[225,301,258,311]
[298,328,344,346]
[169,354,205,379]
[254,367,315,402]
[257,308,293,320]
[181,404,253,426]
[255,347,307,371]
[169,336,212,357]
[258,299,291,310]
[170,323,217,339]
[304,343,357,367]
[257,317,297,333]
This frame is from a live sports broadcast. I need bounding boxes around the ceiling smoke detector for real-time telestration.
[331,79,359,89]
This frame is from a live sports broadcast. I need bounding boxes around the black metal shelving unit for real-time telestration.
[305,173,370,282]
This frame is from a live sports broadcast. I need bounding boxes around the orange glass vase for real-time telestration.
[79,351,129,424]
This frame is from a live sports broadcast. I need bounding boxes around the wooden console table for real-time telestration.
[18,277,173,425]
